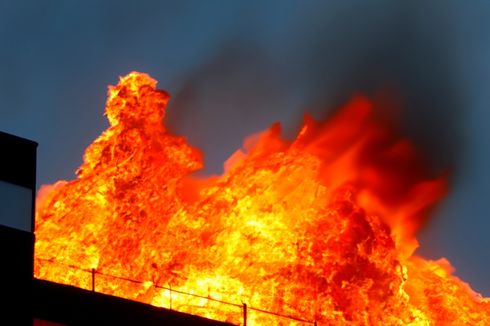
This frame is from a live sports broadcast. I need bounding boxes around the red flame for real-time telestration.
[35,72,490,325]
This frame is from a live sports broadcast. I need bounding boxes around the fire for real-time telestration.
[35,72,490,325]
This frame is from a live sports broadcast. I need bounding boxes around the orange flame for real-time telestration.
[35,72,490,325]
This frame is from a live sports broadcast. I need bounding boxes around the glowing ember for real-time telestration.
[35,72,490,325]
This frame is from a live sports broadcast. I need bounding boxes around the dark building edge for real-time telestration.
[0,130,38,189]
[33,279,235,326]
[0,224,34,326]
[0,131,37,325]
[0,130,38,232]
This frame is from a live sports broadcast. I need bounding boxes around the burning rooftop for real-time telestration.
[34,72,490,325]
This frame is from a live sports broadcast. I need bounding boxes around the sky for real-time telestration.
[1,1,489,295]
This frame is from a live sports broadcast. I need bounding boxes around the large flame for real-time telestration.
[35,72,490,325]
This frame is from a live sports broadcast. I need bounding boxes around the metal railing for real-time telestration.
[35,258,317,325]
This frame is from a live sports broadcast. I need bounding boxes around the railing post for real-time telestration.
[169,283,172,310]
[243,303,247,326]
[91,268,96,292]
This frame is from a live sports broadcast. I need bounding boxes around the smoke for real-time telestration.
[0,0,464,181]
[166,2,463,178]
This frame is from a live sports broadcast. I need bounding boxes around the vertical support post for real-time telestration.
[91,268,96,292]
[169,283,172,310]
[314,321,317,326]
[243,303,247,326]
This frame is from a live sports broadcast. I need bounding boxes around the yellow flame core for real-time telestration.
[35,72,490,325]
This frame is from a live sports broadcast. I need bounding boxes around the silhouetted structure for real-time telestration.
[0,131,37,326]
[33,279,233,325]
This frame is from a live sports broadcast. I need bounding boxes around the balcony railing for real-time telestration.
[35,258,317,325]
